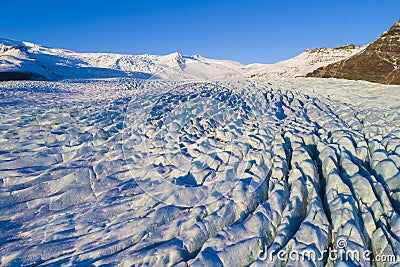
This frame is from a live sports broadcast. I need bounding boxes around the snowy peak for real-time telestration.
[0,38,247,80]
[0,39,30,67]
[245,44,365,78]
[163,51,184,64]
[0,39,196,80]
[0,37,365,81]
[0,39,49,80]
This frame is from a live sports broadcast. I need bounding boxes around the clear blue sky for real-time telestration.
[1,0,399,64]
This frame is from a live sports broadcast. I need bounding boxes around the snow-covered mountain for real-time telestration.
[245,44,366,78]
[0,38,364,81]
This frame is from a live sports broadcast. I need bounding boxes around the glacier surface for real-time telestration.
[0,77,400,266]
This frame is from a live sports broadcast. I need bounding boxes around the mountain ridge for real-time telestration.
[0,37,364,81]
[307,20,400,84]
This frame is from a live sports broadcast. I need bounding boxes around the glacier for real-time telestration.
[0,76,399,266]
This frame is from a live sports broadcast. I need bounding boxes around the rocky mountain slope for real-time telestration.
[307,20,400,85]
[245,44,365,78]
[0,38,363,81]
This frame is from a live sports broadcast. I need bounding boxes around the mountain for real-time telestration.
[245,44,365,78]
[0,39,188,80]
[0,38,363,81]
[307,20,400,84]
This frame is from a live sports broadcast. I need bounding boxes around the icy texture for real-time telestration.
[0,78,399,266]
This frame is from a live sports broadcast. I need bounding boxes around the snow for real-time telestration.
[245,45,366,78]
[0,76,399,266]
[0,38,364,80]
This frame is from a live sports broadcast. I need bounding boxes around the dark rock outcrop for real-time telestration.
[0,71,46,81]
[307,20,400,85]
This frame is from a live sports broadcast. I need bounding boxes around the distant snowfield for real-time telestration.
[0,38,365,80]
[0,77,400,266]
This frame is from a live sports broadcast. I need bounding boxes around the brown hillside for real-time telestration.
[307,20,400,85]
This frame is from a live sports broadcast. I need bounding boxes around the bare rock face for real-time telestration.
[307,20,400,85]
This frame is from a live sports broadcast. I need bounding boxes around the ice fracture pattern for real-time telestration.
[0,78,400,266]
